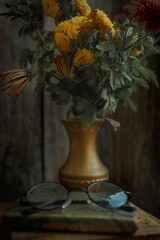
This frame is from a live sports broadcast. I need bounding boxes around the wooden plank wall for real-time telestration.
[0,7,43,199]
[0,0,160,218]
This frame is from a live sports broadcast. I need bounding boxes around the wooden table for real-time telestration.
[0,202,160,240]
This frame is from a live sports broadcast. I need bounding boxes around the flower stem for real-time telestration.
[154,35,160,45]
[123,22,144,48]
[124,34,149,51]
[36,29,46,43]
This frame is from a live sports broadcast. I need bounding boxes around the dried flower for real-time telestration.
[132,0,160,32]
[75,0,91,17]
[52,56,70,80]
[0,0,159,128]
[73,48,95,67]
[0,69,31,103]
[55,20,80,53]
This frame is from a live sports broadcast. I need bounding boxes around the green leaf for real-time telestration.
[103,92,117,114]
[109,48,117,58]
[84,67,98,82]
[129,38,138,44]
[101,88,108,100]
[126,97,137,112]
[143,42,160,55]
[96,41,113,52]
[154,45,160,54]
[132,76,149,89]
[82,110,94,131]
[87,78,97,88]
[146,68,159,88]
[101,62,110,71]
[122,72,132,82]
[126,27,133,37]
[75,98,96,130]
[94,51,103,59]
[36,47,43,59]
[110,70,114,89]
[19,48,34,68]
[59,1,72,20]
[110,71,124,91]
[132,59,150,80]
[46,82,69,104]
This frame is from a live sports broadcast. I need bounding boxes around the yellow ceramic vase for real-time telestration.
[59,119,109,189]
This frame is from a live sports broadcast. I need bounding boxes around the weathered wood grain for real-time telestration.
[95,0,160,219]
[43,17,69,182]
[98,59,160,218]
[0,12,43,200]
[0,0,159,220]
[43,98,69,182]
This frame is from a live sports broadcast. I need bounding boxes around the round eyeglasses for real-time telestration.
[21,181,136,215]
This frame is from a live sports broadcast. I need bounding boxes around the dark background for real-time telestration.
[0,0,160,218]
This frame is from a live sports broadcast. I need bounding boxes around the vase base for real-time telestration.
[59,174,109,190]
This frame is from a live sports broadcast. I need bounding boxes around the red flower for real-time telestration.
[123,4,137,14]
[113,4,137,23]
[132,0,160,32]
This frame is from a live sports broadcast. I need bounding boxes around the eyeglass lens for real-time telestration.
[88,182,128,208]
[27,183,68,210]
[27,182,128,210]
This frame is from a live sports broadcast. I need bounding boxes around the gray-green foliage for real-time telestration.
[1,1,160,130]
[1,0,56,80]
[66,24,159,128]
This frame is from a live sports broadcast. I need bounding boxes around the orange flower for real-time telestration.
[55,20,80,53]
[73,48,95,67]
[0,69,31,103]
[88,10,114,33]
[72,16,93,34]
[88,9,116,38]
[42,0,58,18]
[75,0,91,17]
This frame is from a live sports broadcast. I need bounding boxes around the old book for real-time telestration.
[2,192,137,234]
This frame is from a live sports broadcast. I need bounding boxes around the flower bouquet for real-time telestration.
[0,0,159,130]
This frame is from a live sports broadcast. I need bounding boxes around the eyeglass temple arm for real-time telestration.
[22,199,60,215]
[125,191,131,199]
[123,191,137,211]
[62,188,88,209]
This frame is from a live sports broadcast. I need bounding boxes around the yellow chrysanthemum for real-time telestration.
[72,16,93,34]
[42,0,59,18]
[75,0,91,17]
[55,20,80,53]
[73,48,95,67]
[88,9,116,35]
